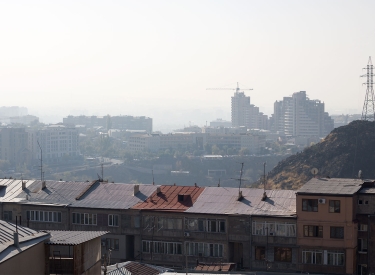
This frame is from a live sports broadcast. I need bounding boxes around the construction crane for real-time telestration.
[206,82,253,93]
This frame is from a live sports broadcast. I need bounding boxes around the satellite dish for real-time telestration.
[311,168,319,176]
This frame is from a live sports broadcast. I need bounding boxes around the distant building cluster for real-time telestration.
[0,125,80,166]
[63,115,152,133]
[230,90,334,137]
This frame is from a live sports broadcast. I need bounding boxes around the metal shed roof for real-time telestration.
[297,178,363,195]
[186,187,296,216]
[46,230,108,246]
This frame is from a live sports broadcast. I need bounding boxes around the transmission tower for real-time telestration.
[361,56,375,121]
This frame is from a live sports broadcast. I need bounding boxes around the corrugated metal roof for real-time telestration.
[0,220,50,263]
[359,187,375,194]
[297,178,363,195]
[46,230,108,245]
[12,180,157,209]
[186,187,296,216]
[0,178,35,202]
[132,185,204,211]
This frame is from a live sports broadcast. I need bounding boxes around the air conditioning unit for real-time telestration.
[318,198,326,204]
[184,232,190,237]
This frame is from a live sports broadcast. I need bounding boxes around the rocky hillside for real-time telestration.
[266,120,375,189]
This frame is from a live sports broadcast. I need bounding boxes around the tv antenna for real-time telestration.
[231,162,247,200]
[152,169,155,185]
[361,56,375,121]
[37,141,43,182]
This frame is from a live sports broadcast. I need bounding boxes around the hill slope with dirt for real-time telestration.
[266,120,375,189]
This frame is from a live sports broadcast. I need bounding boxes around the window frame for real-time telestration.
[330,226,344,239]
[108,214,119,227]
[302,199,318,212]
[274,247,292,262]
[329,200,340,213]
[255,246,265,261]
[302,250,323,265]
[303,225,323,238]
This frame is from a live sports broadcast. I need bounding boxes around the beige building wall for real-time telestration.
[0,241,46,275]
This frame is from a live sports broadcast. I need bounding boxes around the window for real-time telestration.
[358,238,368,253]
[26,210,61,223]
[302,250,323,264]
[329,200,340,213]
[303,225,323,237]
[252,221,296,237]
[106,238,119,250]
[142,240,182,255]
[72,212,96,225]
[327,251,344,265]
[274,247,292,262]
[330,227,344,239]
[359,223,368,231]
[358,264,368,275]
[3,211,12,221]
[302,199,318,212]
[108,214,119,227]
[185,218,225,233]
[358,200,369,205]
[157,217,182,230]
[255,246,265,261]
[185,242,223,257]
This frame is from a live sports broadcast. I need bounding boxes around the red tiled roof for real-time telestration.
[132,185,204,211]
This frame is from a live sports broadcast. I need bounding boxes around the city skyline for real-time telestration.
[0,0,374,130]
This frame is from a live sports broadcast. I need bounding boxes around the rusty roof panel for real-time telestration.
[297,178,363,195]
[46,230,108,246]
[132,185,204,211]
[186,187,296,216]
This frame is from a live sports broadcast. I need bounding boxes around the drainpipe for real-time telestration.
[249,215,252,271]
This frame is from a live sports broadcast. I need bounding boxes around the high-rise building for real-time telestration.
[272,91,333,137]
[231,92,268,129]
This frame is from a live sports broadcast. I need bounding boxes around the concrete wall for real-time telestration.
[73,237,101,275]
[0,241,46,275]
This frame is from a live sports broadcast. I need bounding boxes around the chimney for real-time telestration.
[42,181,46,189]
[13,232,19,248]
[133,184,140,196]
[22,181,26,190]
[194,183,197,187]
[237,190,243,201]
[262,191,267,201]
[156,186,161,194]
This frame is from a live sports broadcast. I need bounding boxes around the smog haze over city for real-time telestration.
[0,0,374,131]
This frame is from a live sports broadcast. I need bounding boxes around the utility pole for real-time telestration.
[361,56,375,121]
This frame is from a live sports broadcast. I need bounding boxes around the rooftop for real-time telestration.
[0,220,50,264]
[186,187,296,217]
[132,185,204,211]
[46,230,108,246]
[297,178,364,196]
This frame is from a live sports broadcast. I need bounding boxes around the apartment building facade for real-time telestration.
[28,125,80,163]
[0,127,30,165]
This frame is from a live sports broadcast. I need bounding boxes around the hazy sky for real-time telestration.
[0,0,374,130]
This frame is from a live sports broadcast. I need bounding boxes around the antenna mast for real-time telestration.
[361,56,375,121]
[37,141,43,182]
[263,162,266,192]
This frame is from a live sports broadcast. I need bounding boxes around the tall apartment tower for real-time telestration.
[0,128,30,165]
[231,91,251,127]
[231,92,268,129]
[272,91,333,136]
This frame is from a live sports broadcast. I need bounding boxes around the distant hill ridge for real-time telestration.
[265,120,375,189]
